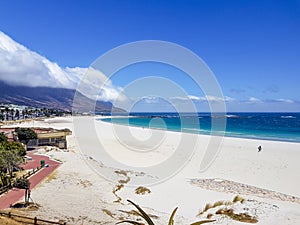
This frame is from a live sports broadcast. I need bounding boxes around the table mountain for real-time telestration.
[0,81,124,112]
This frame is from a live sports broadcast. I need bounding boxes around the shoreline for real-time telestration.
[94,118,300,193]
[98,117,300,144]
[2,116,300,224]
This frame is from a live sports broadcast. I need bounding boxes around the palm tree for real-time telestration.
[34,108,41,117]
[0,108,4,121]
[15,109,20,120]
[5,107,9,120]
[27,109,34,118]
[10,108,15,120]
[23,107,29,119]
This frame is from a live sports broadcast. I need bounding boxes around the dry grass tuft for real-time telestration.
[10,202,40,211]
[216,208,258,223]
[212,200,232,208]
[206,213,213,219]
[135,186,151,195]
[115,170,128,176]
[102,209,115,218]
[198,196,247,216]
[233,195,245,203]
[203,203,213,212]
[199,200,231,215]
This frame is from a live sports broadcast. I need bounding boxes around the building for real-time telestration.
[0,128,19,142]
[0,127,72,149]
[29,128,72,149]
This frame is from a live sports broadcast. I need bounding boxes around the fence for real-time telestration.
[22,166,42,179]
[0,211,66,225]
[0,166,42,195]
[0,186,9,196]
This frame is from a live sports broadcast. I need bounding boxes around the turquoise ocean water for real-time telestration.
[100,112,300,143]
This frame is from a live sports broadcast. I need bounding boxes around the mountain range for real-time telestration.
[0,81,124,113]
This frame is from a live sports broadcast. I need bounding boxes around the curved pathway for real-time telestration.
[0,152,61,210]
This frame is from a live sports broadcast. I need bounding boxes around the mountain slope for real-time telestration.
[0,81,124,112]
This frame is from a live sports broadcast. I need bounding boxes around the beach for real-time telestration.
[3,116,300,225]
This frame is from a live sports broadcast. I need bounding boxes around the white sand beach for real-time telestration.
[4,116,300,225]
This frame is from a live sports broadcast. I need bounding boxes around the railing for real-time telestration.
[0,186,10,195]
[0,166,43,195]
[0,211,66,225]
[22,166,43,179]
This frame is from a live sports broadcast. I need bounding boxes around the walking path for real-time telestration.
[0,151,61,210]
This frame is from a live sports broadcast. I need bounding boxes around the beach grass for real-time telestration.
[215,208,258,223]
[198,195,246,215]
[232,195,245,203]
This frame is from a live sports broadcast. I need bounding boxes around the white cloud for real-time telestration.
[76,67,127,102]
[224,96,235,102]
[0,31,125,102]
[98,85,125,102]
[169,96,187,101]
[205,95,225,102]
[275,98,294,104]
[247,97,263,103]
[187,95,202,101]
[0,31,85,88]
[141,96,160,104]
[170,95,234,103]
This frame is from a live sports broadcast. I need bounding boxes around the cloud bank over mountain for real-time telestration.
[0,31,125,103]
[0,31,84,88]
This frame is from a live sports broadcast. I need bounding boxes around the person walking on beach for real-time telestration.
[258,145,262,152]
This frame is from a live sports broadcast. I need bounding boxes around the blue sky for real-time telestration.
[0,0,300,112]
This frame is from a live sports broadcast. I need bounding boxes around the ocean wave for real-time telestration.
[226,114,239,118]
[210,114,240,118]
[281,116,296,119]
[226,114,253,118]
[182,128,201,131]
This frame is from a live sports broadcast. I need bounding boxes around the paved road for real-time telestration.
[0,152,60,210]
